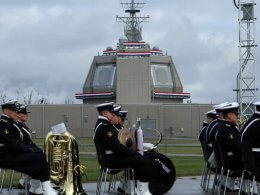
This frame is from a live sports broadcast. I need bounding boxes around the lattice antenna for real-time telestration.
[235,0,258,119]
[116,0,150,42]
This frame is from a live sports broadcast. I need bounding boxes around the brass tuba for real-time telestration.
[45,131,87,195]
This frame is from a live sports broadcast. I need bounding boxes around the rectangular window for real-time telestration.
[93,64,116,89]
[151,64,174,88]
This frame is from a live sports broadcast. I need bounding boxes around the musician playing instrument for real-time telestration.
[93,102,174,194]
[0,100,57,195]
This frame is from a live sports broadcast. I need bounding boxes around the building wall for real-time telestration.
[116,57,151,104]
[0,103,213,138]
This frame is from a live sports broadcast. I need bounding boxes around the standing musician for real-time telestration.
[0,100,57,195]
[16,104,44,195]
[93,102,171,194]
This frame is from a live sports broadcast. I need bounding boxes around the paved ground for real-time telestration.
[0,176,239,195]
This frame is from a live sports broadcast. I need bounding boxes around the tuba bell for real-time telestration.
[45,131,87,195]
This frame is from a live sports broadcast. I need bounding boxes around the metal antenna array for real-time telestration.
[116,0,149,42]
[235,0,257,120]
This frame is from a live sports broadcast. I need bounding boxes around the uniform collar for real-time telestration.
[255,111,260,115]
[221,119,237,126]
[98,115,109,121]
[1,114,12,122]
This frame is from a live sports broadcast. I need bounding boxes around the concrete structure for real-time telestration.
[0,176,216,195]
[1,103,212,138]
[75,0,190,104]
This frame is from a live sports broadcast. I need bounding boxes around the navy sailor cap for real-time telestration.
[1,100,20,111]
[95,102,114,112]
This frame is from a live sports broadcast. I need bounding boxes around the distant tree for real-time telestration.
[0,92,8,104]
[22,89,50,105]
[64,97,74,104]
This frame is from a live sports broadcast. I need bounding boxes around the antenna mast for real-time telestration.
[116,0,150,42]
[235,0,257,119]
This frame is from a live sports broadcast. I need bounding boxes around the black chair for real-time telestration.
[200,141,211,191]
[0,169,30,195]
[95,143,135,195]
[239,142,260,195]
[217,142,243,195]
[210,141,223,195]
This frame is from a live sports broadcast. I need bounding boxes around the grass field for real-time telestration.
[2,137,204,187]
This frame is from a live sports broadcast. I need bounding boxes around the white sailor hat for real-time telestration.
[253,101,260,111]
[18,104,30,114]
[253,101,260,106]
[1,100,20,111]
[217,102,239,113]
[205,109,217,117]
[213,102,229,112]
[112,105,122,114]
[118,110,128,119]
[95,102,114,112]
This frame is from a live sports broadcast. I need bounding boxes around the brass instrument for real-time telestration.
[45,131,87,195]
[118,128,137,150]
[237,115,248,129]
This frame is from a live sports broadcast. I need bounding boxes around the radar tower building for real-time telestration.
[76,0,190,104]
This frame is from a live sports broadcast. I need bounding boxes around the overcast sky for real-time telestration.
[0,0,259,104]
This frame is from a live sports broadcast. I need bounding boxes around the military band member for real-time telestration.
[111,105,122,130]
[241,101,260,170]
[16,104,44,195]
[215,102,242,191]
[0,100,57,195]
[198,109,217,143]
[93,102,163,194]
[118,110,128,128]
[205,102,228,168]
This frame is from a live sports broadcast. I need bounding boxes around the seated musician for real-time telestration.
[215,102,243,191]
[16,104,44,195]
[198,109,217,143]
[93,102,165,194]
[0,100,57,195]
[241,101,260,175]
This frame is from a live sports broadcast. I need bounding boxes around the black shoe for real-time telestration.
[221,186,239,192]
[117,186,125,193]
[29,193,43,195]
[17,183,25,189]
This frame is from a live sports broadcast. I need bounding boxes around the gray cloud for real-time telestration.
[0,0,259,104]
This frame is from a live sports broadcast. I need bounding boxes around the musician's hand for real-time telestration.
[126,138,133,148]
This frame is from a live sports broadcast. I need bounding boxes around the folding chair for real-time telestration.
[0,169,30,195]
[95,144,135,195]
[217,143,243,195]
[239,143,260,195]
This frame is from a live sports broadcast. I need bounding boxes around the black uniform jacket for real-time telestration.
[0,114,38,155]
[93,116,137,162]
[16,121,42,152]
[241,112,260,166]
[198,122,208,142]
[215,119,242,169]
[205,119,218,143]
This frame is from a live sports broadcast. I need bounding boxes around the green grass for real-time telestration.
[2,137,204,187]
